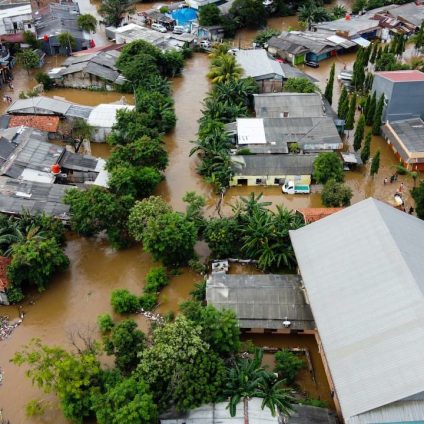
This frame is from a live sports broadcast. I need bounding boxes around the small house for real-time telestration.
[382,118,424,171]
[0,2,33,36]
[87,104,135,142]
[372,70,424,122]
[234,49,284,93]
[8,115,59,136]
[206,273,315,333]
[230,154,316,187]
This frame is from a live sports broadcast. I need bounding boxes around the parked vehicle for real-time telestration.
[173,25,185,34]
[282,180,310,194]
[338,70,353,81]
[200,40,211,49]
[152,23,167,33]
[305,61,319,68]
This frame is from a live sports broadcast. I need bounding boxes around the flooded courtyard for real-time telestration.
[0,1,419,421]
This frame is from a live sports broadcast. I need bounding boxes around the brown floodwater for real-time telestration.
[0,7,416,421]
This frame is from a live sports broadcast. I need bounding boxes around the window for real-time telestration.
[256,178,266,185]
[282,111,289,118]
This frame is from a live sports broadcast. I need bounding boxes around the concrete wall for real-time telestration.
[60,72,115,91]
[372,76,424,121]
[230,174,311,187]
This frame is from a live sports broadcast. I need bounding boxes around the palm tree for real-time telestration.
[0,223,45,256]
[238,192,272,217]
[331,5,346,19]
[207,54,243,84]
[209,78,258,107]
[298,1,331,30]
[208,42,232,61]
[254,373,295,417]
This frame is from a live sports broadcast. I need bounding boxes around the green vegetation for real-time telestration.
[274,349,305,385]
[370,150,381,177]
[58,32,76,54]
[144,267,169,294]
[354,114,366,151]
[372,94,385,135]
[345,93,357,131]
[412,182,424,219]
[298,0,332,30]
[321,180,353,207]
[415,21,424,50]
[111,289,140,314]
[337,86,349,120]
[35,71,54,90]
[16,50,39,74]
[208,54,243,83]
[283,77,317,93]
[199,3,222,26]
[324,63,335,105]
[98,0,135,27]
[361,131,372,164]
[313,152,344,184]
[23,31,40,49]
[229,0,267,28]
[97,313,115,334]
[77,14,97,32]
[254,28,281,47]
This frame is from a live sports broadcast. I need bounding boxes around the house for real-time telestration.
[8,115,60,135]
[290,198,424,423]
[387,1,424,30]
[267,31,357,65]
[227,116,342,154]
[233,49,284,93]
[230,154,316,186]
[372,70,424,121]
[206,274,315,332]
[87,104,135,142]
[0,126,108,187]
[0,255,11,305]
[296,208,343,224]
[382,118,424,171]
[48,50,126,90]
[0,2,33,36]
[142,9,176,30]
[160,398,338,424]
[254,93,325,118]
[33,2,92,55]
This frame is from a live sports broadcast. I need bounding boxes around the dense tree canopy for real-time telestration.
[283,77,317,93]
[313,152,344,184]
[229,0,267,28]
[98,0,135,27]
[77,14,97,32]
[199,3,222,26]
[321,180,353,207]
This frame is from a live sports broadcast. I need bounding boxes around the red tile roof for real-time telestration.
[0,33,24,43]
[9,115,60,133]
[376,70,424,82]
[297,208,343,224]
[0,256,11,292]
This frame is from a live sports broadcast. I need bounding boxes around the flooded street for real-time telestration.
[0,2,417,421]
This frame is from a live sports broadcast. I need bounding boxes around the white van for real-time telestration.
[152,23,167,33]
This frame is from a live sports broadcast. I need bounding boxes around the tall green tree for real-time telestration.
[274,350,305,385]
[17,50,39,74]
[298,0,332,30]
[331,4,346,19]
[77,14,97,32]
[58,32,76,54]
[372,94,385,135]
[99,0,136,27]
[352,48,365,90]
[208,54,243,83]
[337,86,349,119]
[229,0,267,28]
[361,131,372,164]
[324,63,335,105]
[199,3,222,26]
[415,22,424,50]
[313,152,344,183]
[354,114,366,151]
[412,181,424,218]
[370,43,378,64]
[370,149,381,177]
[321,180,353,207]
[366,91,376,125]
[345,93,357,131]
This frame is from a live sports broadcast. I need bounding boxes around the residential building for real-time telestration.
[387,1,424,30]
[8,114,60,134]
[372,70,424,121]
[230,154,316,186]
[233,49,284,93]
[267,31,357,65]
[33,2,91,55]
[290,198,424,424]
[160,398,338,424]
[0,2,33,36]
[47,50,126,90]
[382,118,424,171]
[254,93,325,118]
[296,208,343,224]
[206,274,315,332]
[87,104,135,142]
[227,116,342,154]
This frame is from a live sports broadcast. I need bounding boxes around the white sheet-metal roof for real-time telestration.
[236,118,266,144]
[0,4,31,19]
[235,49,284,80]
[290,198,424,423]
[87,104,135,128]
[20,168,55,184]
[326,34,356,48]
[351,36,371,48]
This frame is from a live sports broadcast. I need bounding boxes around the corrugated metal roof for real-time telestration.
[290,198,424,422]
[206,274,315,330]
[87,104,135,128]
[235,49,284,80]
[231,154,316,176]
[254,93,324,118]
[7,97,72,115]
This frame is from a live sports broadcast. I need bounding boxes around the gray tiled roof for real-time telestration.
[8,97,71,115]
[290,198,424,423]
[254,93,324,118]
[388,2,424,27]
[206,273,314,330]
[231,154,316,176]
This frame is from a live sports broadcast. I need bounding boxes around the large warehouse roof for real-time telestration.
[290,198,424,423]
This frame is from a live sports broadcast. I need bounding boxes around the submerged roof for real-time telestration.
[290,198,424,423]
[232,154,316,176]
[254,93,324,118]
[206,274,314,330]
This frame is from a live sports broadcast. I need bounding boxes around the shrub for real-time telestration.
[97,313,115,334]
[5,284,24,304]
[274,349,305,385]
[144,267,169,294]
[138,293,158,311]
[111,289,139,314]
[35,72,54,90]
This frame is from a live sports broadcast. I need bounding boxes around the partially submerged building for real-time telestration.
[234,49,284,93]
[0,2,33,36]
[372,70,424,122]
[227,116,342,154]
[48,50,126,90]
[230,154,316,187]
[382,118,424,171]
[206,273,314,333]
[290,198,424,423]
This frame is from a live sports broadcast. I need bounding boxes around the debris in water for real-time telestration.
[0,315,22,341]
